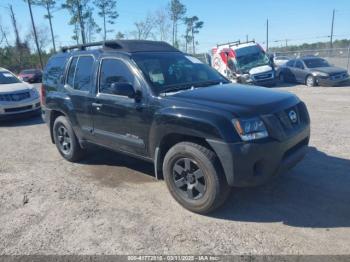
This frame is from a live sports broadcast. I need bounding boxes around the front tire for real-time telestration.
[306,75,316,87]
[53,116,85,162]
[163,142,231,214]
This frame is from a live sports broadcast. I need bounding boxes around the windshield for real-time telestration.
[0,71,21,85]
[132,52,229,94]
[303,58,330,68]
[235,46,270,73]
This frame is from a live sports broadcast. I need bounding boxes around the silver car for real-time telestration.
[0,67,41,118]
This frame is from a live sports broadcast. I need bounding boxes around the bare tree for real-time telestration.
[154,7,170,42]
[132,14,155,40]
[8,5,21,48]
[93,0,118,41]
[168,0,186,47]
[184,16,203,54]
[116,31,125,39]
[84,7,101,43]
[26,25,50,51]
[62,0,91,44]
[32,0,58,52]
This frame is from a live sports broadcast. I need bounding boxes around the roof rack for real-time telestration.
[61,41,122,52]
[217,40,256,48]
[60,40,179,53]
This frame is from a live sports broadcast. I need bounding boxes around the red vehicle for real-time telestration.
[18,69,43,83]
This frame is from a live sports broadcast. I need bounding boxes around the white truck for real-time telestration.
[211,41,277,86]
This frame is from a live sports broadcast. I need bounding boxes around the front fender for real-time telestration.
[149,106,236,158]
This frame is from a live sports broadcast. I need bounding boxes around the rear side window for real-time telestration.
[44,56,67,86]
[67,57,78,87]
[66,56,94,92]
[99,59,134,94]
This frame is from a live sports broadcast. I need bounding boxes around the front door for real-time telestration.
[293,60,307,83]
[91,57,149,156]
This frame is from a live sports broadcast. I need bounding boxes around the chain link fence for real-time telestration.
[274,47,350,72]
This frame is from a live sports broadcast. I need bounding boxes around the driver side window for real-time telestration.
[99,59,134,95]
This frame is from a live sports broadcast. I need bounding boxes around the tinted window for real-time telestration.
[132,53,228,94]
[295,60,304,69]
[303,58,330,68]
[99,59,134,94]
[44,56,67,86]
[286,60,295,67]
[67,57,78,87]
[73,56,94,91]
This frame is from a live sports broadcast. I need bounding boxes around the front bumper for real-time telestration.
[317,76,349,87]
[0,97,41,117]
[207,125,310,187]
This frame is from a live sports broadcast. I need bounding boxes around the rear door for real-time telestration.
[64,55,96,138]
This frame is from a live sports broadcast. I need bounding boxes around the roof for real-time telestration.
[301,56,322,60]
[61,40,180,54]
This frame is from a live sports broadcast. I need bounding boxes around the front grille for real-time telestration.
[330,72,348,81]
[4,105,33,113]
[275,102,309,131]
[0,92,30,102]
[253,73,273,81]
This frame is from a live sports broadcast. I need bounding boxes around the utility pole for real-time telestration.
[330,9,335,48]
[266,19,269,52]
[27,0,43,69]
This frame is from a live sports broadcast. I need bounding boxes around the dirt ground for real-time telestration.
[0,84,350,255]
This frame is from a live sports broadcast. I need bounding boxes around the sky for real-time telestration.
[0,0,349,53]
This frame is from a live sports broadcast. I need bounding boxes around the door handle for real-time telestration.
[92,103,102,107]
[92,103,102,110]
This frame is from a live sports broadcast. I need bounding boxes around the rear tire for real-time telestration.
[53,116,85,162]
[163,142,231,214]
[306,75,316,87]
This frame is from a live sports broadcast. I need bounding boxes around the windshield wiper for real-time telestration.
[191,80,229,87]
[160,80,229,94]
[160,83,193,94]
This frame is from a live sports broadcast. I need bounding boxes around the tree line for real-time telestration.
[0,0,204,72]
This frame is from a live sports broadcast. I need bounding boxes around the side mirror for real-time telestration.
[111,82,137,98]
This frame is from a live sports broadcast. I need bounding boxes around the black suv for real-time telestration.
[42,40,310,214]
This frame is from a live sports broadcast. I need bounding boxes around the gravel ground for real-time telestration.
[0,84,350,255]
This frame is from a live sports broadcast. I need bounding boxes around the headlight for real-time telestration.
[312,71,329,77]
[232,118,268,141]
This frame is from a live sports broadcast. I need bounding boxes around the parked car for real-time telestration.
[0,67,41,118]
[211,41,277,86]
[18,69,43,83]
[42,40,310,214]
[273,56,291,67]
[278,57,349,87]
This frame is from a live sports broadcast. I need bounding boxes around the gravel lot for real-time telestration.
[0,84,350,255]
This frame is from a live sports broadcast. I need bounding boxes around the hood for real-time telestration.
[0,82,33,93]
[166,84,299,117]
[249,65,273,75]
[311,66,347,74]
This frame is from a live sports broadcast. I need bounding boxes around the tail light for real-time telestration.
[40,84,46,105]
